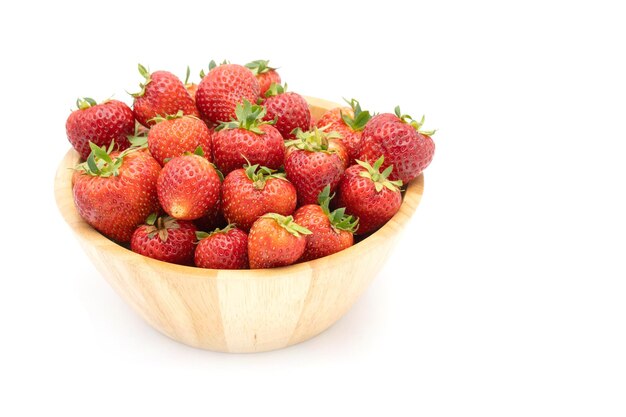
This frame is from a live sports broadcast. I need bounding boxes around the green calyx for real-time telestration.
[75,141,123,177]
[244,162,287,190]
[264,82,286,98]
[285,126,343,153]
[75,97,98,110]
[394,106,436,136]
[75,135,147,177]
[144,213,180,242]
[216,100,273,134]
[126,122,149,148]
[245,59,276,75]
[130,63,152,98]
[317,185,359,233]
[356,156,403,193]
[201,59,230,78]
[195,223,236,241]
[148,110,188,124]
[262,213,312,238]
[340,98,372,131]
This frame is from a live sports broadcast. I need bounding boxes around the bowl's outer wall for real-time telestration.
[55,97,425,353]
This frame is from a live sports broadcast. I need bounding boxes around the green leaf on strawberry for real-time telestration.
[245,59,277,76]
[340,98,372,131]
[317,185,359,233]
[394,106,436,136]
[355,156,403,193]
[216,100,273,134]
[261,213,312,238]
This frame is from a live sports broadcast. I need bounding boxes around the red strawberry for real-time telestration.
[316,98,371,164]
[293,185,358,261]
[245,59,281,96]
[358,107,436,183]
[262,84,310,139]
[147,111,212,165]
[66,98,135,160]
[131,64,199,127]
[336,156,403,235]
[73,144,161,242]
[284,127,345,206]
[131,213,197,265]
[157,150,221,220]
[212,100,284,175]
[248,214,311,269]
[195,224,249,269]
[221,163,297,231]
[195,63,260,125]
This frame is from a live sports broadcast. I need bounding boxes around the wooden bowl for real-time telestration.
[54,97,424,353]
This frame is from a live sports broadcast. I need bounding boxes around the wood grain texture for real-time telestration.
[54,96,425,353]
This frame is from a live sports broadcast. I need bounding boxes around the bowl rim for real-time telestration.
[55,96,424,279]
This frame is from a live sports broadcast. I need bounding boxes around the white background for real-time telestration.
[1,1,625,415]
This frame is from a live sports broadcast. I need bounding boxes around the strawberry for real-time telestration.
[195,63,260,125]
[66,98,135,160]
[221,163,297,231]
[157,149,221,220]
[212,100,284,175]
[73,144,161,242]
[262,83,310,139]
[316,98,371,164]
[131,64,199,127]
[245,59,281,96]
[358,107,435,183]
[195,224,249,269]
[336,156,403,235]
[284,127,345,206]
[293,185,358,261]
[248,214,311,269]
[147,111,212,165]
[130,213,197,265]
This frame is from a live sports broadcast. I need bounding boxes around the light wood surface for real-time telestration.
[54,96,425,353]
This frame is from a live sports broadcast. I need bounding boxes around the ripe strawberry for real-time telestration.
[262,83,310,139]
[212,100,284,175]
[73,144,161,242]
[221,163,297,231]
[284,127,345,206]
[248,214,311,269]
[195,224,249,269]
[336,156,403,235]
[157,149,221,220]
[131,213,197,265]
[245,59,281,96]
[66,98,135,160]
[131,64,199,127]
[147,111,212,165]
[358,107,436,183]
[316,98,371,164]
[293,185,358,261]
[195,63,260,124]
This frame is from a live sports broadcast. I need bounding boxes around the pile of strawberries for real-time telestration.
[66,60,435,269]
